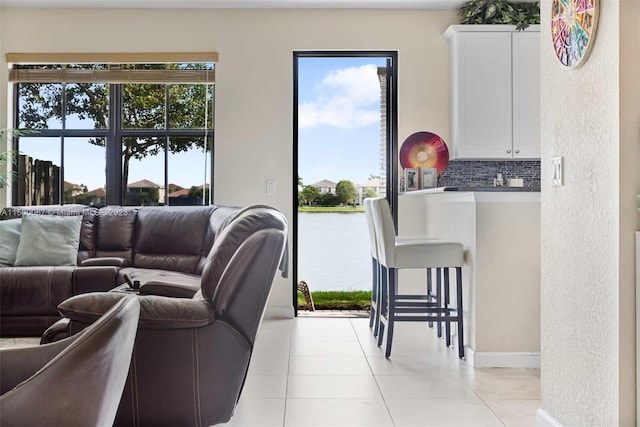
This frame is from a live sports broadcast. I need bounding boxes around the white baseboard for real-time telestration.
[466,347,540,368]
[265,305,294,319]
[536,409,563,427]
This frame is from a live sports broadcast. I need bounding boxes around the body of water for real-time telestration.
[297,212,371,292]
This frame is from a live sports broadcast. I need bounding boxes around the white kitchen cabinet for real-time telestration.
[443,25,540,160]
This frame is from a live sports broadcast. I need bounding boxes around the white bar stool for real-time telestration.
[364,198,442,339]
[370,197,465,359]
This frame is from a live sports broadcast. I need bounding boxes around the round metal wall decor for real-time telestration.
[551,0,599,69]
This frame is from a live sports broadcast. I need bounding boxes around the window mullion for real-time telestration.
[106,83,123,205]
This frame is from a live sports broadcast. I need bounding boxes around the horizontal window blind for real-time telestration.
[7,52,217,84]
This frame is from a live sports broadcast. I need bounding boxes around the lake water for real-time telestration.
[297,212,371,292]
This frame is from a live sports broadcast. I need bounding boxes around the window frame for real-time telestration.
[11,63,215,206]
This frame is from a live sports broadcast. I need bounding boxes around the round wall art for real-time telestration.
[399,132,449,175]
[551,0,599,69]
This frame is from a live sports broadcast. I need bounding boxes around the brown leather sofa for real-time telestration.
[46,205,288,426]
[0,204,241,336]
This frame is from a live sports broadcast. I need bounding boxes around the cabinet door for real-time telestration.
[453,32,512,159]
[512,32,541,158]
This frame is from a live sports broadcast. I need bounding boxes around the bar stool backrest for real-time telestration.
[370,197,397,268]
[363,199,378,260]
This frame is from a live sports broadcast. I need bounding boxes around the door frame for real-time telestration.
[292,50,398,316]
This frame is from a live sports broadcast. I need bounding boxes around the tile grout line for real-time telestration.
[464,382,508,427]
[281,322,294,427]
[350,318,397,427]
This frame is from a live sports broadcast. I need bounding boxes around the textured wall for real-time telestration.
[540,0,638,424]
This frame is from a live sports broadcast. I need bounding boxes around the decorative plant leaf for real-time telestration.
[458,0,540,30]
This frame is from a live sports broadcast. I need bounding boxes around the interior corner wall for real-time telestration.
[540,0,638,424]
[618,0,640,422]
[0,8,7,210]
[0,7,458,315]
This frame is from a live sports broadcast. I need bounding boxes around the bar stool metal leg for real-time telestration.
[377,265,388,347]
[369,257,379,335]
[385,267,397,358]
[427,267,434,328]
[436,268,442,338]
[456,266,465,359]
[444,267,451,348]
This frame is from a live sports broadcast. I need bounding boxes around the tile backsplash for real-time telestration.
[437,160,541,188]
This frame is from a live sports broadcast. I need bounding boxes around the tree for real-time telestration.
[317,192,339,207]
[299,185,320,206]
[188,185,210,201]
[17,64,213,198]
[362,188,377,199]
[335,180,357,205]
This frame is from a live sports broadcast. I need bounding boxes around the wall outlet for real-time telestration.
[551,157,563,187]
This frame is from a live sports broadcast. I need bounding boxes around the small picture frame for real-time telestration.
[405,168,419,191]
[420,168,437,189]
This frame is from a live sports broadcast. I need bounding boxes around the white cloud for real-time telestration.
[299,64,381,129]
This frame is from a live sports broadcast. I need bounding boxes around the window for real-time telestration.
[9,53,215,207]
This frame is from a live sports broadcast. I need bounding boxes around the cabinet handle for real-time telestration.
[515,149,520,154]
[507,149,512,154]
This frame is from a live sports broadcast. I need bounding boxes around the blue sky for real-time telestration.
[297,57,387,187]
[18,57,385,191]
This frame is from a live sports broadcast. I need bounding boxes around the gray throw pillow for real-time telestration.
[0,219,21,266]
[14,215,83,266]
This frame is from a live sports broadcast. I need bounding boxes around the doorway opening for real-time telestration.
[292,51,398,317]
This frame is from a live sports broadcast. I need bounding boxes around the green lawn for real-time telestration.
[298,206,364,213]
[298,290,371,310]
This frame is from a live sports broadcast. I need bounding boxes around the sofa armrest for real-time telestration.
[58,292,214,330]
[139,279,199,299]
[80,257,131,267]
[74,266,119,294]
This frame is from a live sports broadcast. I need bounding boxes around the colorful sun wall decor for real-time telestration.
[399,132,449,176]
[551,0,599,69]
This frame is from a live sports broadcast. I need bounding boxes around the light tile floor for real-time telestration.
[223,317,540,427]
[0,317,540,426]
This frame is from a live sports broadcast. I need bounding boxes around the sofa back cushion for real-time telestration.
[133,206,215,274]
[196,206,241,275]
[95,207,138,263]
[14,215,83,266]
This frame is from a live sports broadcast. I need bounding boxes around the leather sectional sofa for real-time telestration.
[0,204,242,336]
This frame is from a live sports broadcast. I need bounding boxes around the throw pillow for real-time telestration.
[0,219,21,266]
[14,215,83,266]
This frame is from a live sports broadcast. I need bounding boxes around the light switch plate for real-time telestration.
[551,157,563,186]
[266,179,276,195]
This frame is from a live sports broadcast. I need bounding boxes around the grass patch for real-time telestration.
[298,206,364,213]
[298,290,371,310]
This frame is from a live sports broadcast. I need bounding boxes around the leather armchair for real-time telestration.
[57,206,288,426]
[0,295,140,427]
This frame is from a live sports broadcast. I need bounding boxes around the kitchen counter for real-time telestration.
[399,190,541,368]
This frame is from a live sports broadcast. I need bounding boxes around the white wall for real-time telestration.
[540,0,639,424]
[0,8,458,315]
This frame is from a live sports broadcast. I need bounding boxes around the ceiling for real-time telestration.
[0,0,464,9]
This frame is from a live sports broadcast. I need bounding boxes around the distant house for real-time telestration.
[84,188,106,207]
[168,188,190,198]
[63,180,86,198]
[168,184,210,206]
[310,179,336,194]
[126,179,162,205]
[356,178,385,205]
